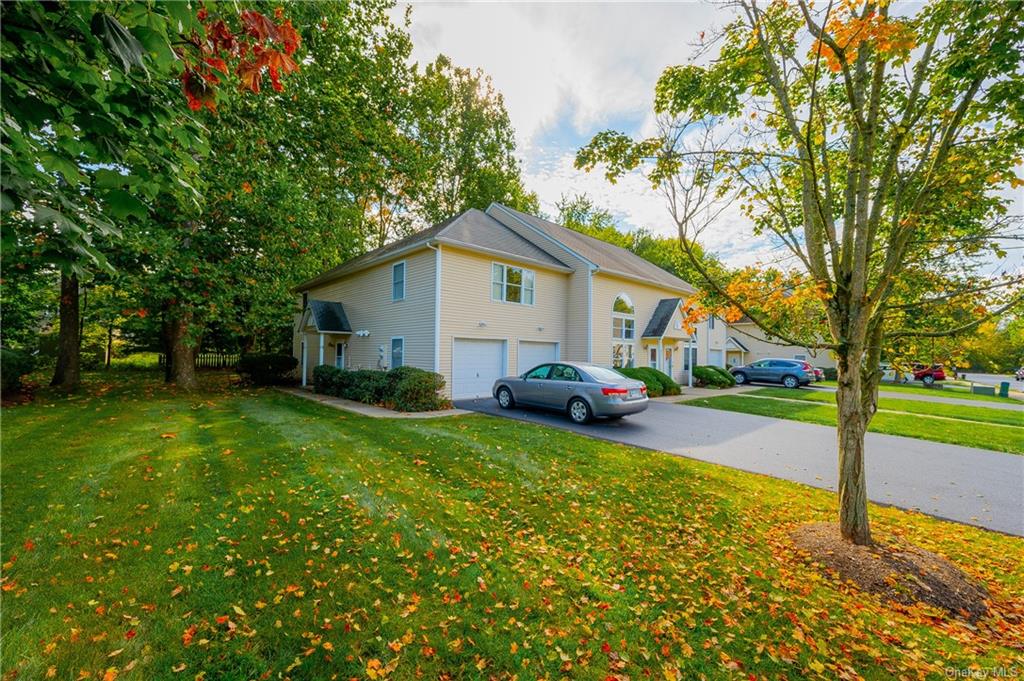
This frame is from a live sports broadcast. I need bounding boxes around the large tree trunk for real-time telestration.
[50,273,81,390]
[835,356,872,545]
[167,311,199,390]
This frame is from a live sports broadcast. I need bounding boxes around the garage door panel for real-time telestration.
[518,341,558,374]
[453,339,505,399]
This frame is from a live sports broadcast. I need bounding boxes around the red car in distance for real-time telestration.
[911,363,946,386]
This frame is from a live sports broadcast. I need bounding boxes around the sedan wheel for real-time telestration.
[782,375,799,389]
[734,372,747,385]
[922,375,935,386]
[568,398,592,424]
[496,387,514,409]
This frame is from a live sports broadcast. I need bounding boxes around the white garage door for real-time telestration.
[452,339,506,399]
[708,349,725,368]
[518,341,559,374]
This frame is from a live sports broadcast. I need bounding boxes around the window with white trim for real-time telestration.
[611,294,636,368]
[392,262,405,301]
[708,314,716,330]
[491,263,535,304]
[390,338,404,368]
[335,343,345,369]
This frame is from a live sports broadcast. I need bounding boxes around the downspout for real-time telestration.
[426,242,441,373]
[586,268,593,362]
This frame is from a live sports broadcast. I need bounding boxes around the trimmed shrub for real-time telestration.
[312,365,447,411]
[693,365,732,388]
[1,348,35,393]
[618,367,663,396]
[238,353,298,386]
[342,369,389,404]
[823,367,838,381]
[312,364,341,394]
[390,368,447,412]
[708,365,736,387]
[618,366,682,397]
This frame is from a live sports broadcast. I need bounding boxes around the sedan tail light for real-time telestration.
[602,387,629,396]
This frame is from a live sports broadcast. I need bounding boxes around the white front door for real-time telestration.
[708,349,725,368]
[453,339,506,399]
[517,341,558,374]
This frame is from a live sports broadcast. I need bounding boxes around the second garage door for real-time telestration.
[452,338,506,399]
[518,341,559,374]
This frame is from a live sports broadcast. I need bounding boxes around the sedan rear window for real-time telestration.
[582,366,628,382]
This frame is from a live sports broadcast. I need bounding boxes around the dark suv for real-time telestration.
[730,359,815,388]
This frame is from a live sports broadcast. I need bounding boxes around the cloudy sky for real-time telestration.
[395,2,1023,273]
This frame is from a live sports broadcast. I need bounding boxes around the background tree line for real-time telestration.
[2,0,537,390]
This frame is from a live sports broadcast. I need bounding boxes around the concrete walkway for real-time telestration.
[281,388,470,419]
[455,398,1024,537]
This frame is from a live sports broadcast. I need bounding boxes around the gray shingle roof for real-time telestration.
[294,209,571,292]
[726,335,750,352]
[308,299,351,333]
[641,298,682,338]
[487,204,696,293]
[436,209,571,269]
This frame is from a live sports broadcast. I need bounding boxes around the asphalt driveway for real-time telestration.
[455,398,1024,536]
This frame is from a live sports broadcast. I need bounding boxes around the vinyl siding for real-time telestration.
[293,247,436,383]
[485,205,593,361]
[590,272,730,384]
[728,322,837,368]
[438,245,570,396]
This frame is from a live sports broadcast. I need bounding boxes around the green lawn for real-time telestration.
[817,380,1018,403]
[3,373,1023,680]
[749,387,1024,427]
[687,393,1023,453]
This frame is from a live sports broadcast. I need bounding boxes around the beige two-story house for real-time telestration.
[726,317,837,368]
[293,204,727,399]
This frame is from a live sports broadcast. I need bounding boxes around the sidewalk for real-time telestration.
[279,387,471,419]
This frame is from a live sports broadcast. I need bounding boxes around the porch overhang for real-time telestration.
[299,299,352,334]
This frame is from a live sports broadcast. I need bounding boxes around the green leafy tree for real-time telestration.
[578,0,1024,544]
[555,193,727,287]
[1,1,301,389]
[412,54,538,226]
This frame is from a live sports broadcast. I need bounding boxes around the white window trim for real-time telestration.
[611,293,636,341]
[392,260,406,301]
[490,261,536,306]
[390,336,404,368]
[335,342,346,369]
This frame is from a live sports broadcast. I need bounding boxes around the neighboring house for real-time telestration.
[292,204,728,399]
[726,317,836,368]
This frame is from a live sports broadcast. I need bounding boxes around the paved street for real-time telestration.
[455,398,1024,536]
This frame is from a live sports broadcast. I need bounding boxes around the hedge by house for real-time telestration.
[823,367,838,381]
[693,365,734,388]
[707,364,736,387]
[617,367,681,397]
[313,365,448,412]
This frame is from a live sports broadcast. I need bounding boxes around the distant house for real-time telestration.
[726,317,836,368]
[292,204,728,398]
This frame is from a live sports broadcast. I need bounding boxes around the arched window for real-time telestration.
[611,294,636,368]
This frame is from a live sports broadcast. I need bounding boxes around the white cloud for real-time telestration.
[523,152,781,269]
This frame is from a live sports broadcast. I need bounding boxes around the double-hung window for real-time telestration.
[392,262,406,301]
[491,263,535,304]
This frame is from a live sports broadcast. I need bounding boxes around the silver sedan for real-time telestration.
[492,361,649,424]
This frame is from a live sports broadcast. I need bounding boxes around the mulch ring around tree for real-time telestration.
[791,522,989,622]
